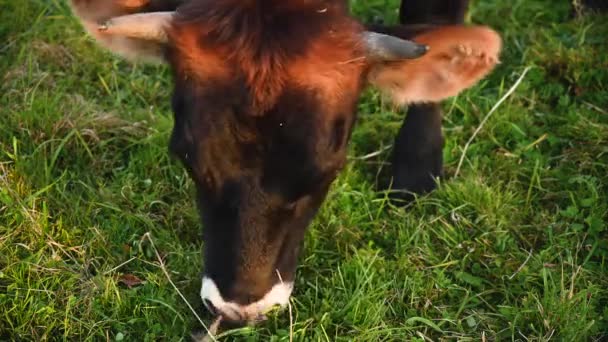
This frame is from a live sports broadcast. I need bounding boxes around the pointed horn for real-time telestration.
[363,31,429,61]
[98,11,175,43]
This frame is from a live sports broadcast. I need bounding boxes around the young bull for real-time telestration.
[69,0,500,324]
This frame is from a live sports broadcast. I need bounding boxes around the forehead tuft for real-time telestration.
[166,0,365,115]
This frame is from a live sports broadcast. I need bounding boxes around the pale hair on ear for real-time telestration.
[367,25,502,105]
[69,1,173,62]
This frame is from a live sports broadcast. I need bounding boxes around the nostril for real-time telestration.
[203,299,218,315]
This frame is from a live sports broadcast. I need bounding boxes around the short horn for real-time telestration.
[362,31,429,61]
[98,11,175,43]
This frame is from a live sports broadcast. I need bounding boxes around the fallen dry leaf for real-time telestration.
[118,274,145,288]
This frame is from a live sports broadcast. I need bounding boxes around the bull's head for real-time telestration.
[70,0,501,324]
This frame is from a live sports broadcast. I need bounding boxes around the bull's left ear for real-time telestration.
[366,26,502,104]
[70,1,175,63]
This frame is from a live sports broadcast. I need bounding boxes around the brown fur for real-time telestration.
[168,0,362,115]
[169,25,231,82]
[287,29,365,116]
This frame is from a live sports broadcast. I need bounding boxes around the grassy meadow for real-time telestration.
[1,0,607,340]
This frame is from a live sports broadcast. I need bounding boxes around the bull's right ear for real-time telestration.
[364,26,502,105]
[69,0,175,63]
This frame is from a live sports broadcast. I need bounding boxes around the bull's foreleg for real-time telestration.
[389,0,469,201]
[390,103,444,201]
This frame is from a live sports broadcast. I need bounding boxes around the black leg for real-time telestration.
[390,103,444,201]
[388,0,469,201]
[580,0,608,13]
[399,0,469,25]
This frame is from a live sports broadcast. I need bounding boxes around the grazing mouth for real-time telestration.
[200,276,294,323]
[191,306,284,342]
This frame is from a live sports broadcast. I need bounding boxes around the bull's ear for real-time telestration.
[69,1,175,63]
[366,26,502,104]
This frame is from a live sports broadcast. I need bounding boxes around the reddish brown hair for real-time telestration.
[168,0,365,115]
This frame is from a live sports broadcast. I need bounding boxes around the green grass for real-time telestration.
[1,0,607,340]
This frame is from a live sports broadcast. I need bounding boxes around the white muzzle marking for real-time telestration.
[200,276,293,322]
